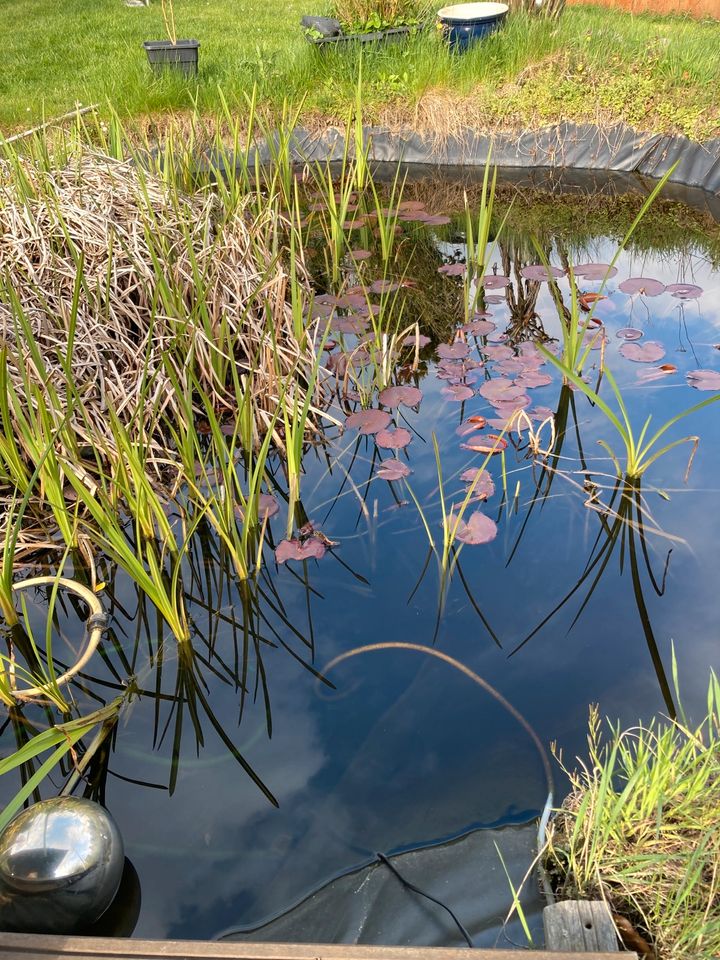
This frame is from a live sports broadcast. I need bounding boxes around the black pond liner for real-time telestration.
[239,123,720,217]
[219,821,547,948]
[305,25,417,47]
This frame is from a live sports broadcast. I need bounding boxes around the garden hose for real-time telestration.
[8,576,107,700]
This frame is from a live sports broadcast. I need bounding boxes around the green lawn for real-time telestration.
[3,0,720,139]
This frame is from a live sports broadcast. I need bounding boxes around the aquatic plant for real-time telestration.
[545,663,720,959]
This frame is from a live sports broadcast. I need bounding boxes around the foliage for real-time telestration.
[546,665,720,959]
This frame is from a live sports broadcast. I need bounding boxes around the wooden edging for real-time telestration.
[0,933,636,960]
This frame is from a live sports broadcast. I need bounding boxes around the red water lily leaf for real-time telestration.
[442,384,474,402]
[618,277,665,297]
[437,342,470,360]
[378,385,423,408]
[350,248,372,260]
[482,344,514,361]
[461,434,508,454]
[370,279,403,294]
[666,283,703,300]
[376,427,412,449]
[482,275,510,289]
[461,319,496,336]
[459,468,495,500]
[446,511,497,545]
[345,409,392,434]
[573,263,618,281]
[377,460,412,481]
[438,263,466,276]
[619,341,666,363]
[686,369,720,391]
[516,371,553,389]
[616,327,643,341]
[478,378,525,402]
[520,265,565,281]
[402,333,431,349]
[456,415,487,436]
[276,538,326,564]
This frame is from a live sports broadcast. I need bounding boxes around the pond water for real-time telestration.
[2,171,720,943]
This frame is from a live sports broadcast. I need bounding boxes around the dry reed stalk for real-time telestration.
[0,151,325,497]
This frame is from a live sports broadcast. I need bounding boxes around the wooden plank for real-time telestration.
[544,901,619,952]
[0,933,634,960]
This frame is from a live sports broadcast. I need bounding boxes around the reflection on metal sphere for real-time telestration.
[0,797,124,933]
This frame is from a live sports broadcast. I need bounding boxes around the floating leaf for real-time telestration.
[666,283,703,300]
[456,415,487,436]
[402,333,431,348]
[345,409,392,434]
[459,468,495,500]
[616,327,643,341]
[461,434,508,454]
[579,293,607,311]
[376,427,412,449]
[516,371,553,389]
[686,369,720,391]
[438,263,466,276]
[618,277,665,297]
[482,344,514,361]
[619,341,666,363]
[369,279,403,294]
[461,319,496,336]
[437,342,470,360]
[378,385,423,408]
[573,263,618,281]
[350,248,372,261]
[478,378,526,402]
[276,538,326,564]
[377,460,412,481]
[484,295,505,305]
[482,275,510,289]
[442,384,474,402]
[520,265,565,281]
[446,511,497,545]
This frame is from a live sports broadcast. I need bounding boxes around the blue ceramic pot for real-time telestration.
[437,3,509,50]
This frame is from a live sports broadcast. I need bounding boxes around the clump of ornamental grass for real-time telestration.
[545,667,720,960]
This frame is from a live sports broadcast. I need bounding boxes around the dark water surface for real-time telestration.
[2,175,720,941]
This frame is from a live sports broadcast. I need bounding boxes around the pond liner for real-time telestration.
[219,820,546,948]
[241,123,720,209]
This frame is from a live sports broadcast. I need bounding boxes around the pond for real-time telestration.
[2,167,719,945]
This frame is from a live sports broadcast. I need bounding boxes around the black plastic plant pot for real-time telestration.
[143,40,200,76]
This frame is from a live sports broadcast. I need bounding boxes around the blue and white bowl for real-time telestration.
[438,2,509,49]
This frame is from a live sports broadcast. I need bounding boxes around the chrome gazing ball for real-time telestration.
[0,797,124,933]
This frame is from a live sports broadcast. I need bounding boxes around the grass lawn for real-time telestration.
[3,1,720,139]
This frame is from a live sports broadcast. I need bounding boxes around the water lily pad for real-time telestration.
[438,263,466,276]
[482,344,514,361]
[459,468,495,500]
[482,275,510,289]
[370,279,403,294]
[484,295,505,304]
[276,537,326,564]
[478,378,526,402]
[573,263,618,281]
[456,415,487,436]
[461,434,508,454]
[619,341,666,363]
[461,319,496,336]
[345,409,392,434]
[376,427,412,449]
[516,371,553,389]
[437,342,470,360]
[442,384,474,402]
[402,333,431,349]
[520,265,565,281]
[378,385,423,408]
[350,248,372,261]
[446,510,497,545]
[618,277,665,296]
[686,369,720,391]
[376,460,412,481]
[616,327,643,341]
[666,283,703,300]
